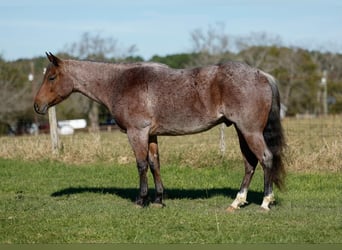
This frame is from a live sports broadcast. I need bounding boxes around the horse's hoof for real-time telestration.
[226,206,238,213]
[259,206,271,212]
[134,203,144,209]
[151,202,165,208]
[135,197,148,208]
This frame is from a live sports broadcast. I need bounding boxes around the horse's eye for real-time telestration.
[49,75,56,81]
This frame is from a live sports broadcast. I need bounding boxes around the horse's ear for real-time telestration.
[46,52,62,67]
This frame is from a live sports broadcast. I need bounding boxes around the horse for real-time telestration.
[34,52,285,211]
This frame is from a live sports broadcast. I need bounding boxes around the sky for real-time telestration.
[0,0,341,61]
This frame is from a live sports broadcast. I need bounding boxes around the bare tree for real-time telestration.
[235,32,283,70]
[188,23,232,67]
[236,31,282,49]
[65,32,138,61]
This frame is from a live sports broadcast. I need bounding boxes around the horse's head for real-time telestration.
[34,52,74,115]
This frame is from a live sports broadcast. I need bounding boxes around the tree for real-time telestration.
[270,47,319,115]
[0,59,31,127]
[150,53,195,68]
[235,32,283,69]
[64,32,138,61]
[310,51,342,114]
[188,23,234,67]
[238,45,320,115]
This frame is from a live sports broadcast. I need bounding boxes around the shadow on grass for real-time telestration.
[51,186,264,206]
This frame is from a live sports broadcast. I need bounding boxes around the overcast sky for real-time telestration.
[1,0,341,60]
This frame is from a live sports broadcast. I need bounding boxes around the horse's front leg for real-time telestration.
[127,128,150,207]
[148,135,164,207]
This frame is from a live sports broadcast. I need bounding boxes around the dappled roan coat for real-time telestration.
[34,53,285,211]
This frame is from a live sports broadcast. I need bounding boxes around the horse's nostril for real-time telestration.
[34,103,39,112]
[34,102,44,114]
[34,103,48,115]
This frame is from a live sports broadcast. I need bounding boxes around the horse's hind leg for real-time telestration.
[228,127,258,211]
[148,135,164,207]
[242,133,275,210]
[259,170,275,210]
[233,128,275,211]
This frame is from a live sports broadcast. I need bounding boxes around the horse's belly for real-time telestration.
[152,115,222,136]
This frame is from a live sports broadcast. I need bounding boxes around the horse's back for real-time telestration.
[149,62,271,134]
[114,61,273,135]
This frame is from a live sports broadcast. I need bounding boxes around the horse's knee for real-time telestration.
[262,148,273,168]
[137,160,148,175]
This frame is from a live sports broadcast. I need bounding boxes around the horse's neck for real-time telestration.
[67,60,119,106]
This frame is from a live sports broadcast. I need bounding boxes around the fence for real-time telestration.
[0,115,341,173]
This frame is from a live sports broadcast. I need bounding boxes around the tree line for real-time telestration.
[1,29,341,135]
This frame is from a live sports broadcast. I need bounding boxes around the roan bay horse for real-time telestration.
[34,52,285,211]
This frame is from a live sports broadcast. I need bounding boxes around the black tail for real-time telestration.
[263,74,286,190]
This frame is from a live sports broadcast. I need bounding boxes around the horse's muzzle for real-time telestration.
[34,102,48,115]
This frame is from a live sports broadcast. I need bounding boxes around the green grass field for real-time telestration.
[0,158,341,243]
[0,117,341,243]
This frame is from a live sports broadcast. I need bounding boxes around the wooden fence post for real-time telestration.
[219,123,226,157]
[48,106,60,154]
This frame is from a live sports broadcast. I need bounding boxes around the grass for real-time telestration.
[0,116,341,243]
[0,158,341,243]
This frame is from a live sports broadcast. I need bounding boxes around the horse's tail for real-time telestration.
[262,72,286,190]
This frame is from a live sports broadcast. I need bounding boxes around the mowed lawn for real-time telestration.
[0,157,340,243]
